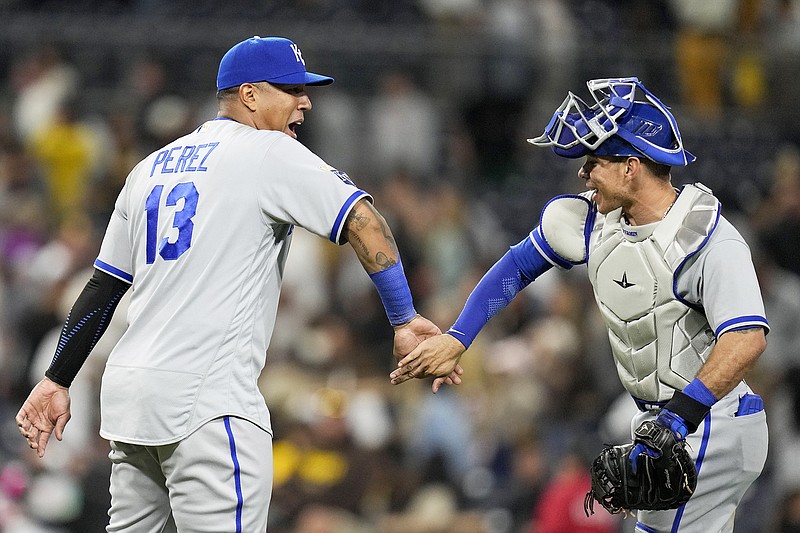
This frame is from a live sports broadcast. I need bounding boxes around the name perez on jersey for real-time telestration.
[150,142,220,177]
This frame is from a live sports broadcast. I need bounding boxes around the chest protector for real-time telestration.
[587,184,719,402]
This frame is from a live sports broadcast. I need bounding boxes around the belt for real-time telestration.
[631,395,668,412]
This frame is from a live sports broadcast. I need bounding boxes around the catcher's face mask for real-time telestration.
[528,77,696,167]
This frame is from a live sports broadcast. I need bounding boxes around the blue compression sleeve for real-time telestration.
[447,235,552,348]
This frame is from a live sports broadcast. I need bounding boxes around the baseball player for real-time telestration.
[390,77,768,532]
[16,36,458,532]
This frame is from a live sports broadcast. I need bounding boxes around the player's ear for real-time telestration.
[625,156,641,176]
[239,83,258,111]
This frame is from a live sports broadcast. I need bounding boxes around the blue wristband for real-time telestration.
[369,261,417,326]
[660,378,716,437]
[683,377,717,407]
[656,409,690,440]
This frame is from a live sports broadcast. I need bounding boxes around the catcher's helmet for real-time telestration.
[528,77,695,166]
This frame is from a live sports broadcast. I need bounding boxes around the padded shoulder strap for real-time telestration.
[653,183,721,271]
[533,194,596,267]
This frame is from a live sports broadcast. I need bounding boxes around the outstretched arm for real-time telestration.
[16,268,130,457]
[391,234,553,392]
[341,198,400,275]
[342,198,461,379]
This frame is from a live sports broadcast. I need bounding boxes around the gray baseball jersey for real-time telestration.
[534,183,768,532]
[535,186,768,340]
[94,118,370,445]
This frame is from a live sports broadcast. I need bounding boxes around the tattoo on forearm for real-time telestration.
[376,212,396,248]
[349,230,368,257]
[372,210,398,265]
[376,252,396,269]
[347,209,370,231]
[346,202,399,268]
[345,210,370,257]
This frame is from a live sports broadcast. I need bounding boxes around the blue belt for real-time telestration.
[632,392,765,415]
[631,395,668,412]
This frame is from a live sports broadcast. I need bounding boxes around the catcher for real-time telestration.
[390,78,768,532]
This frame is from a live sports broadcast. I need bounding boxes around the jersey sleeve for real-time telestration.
[94,178,134,284]
[678,223,769,338]
[257,135,371,244]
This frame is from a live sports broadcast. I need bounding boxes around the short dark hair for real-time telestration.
[216,81,274,102]
[216,86,240,101]
[602,155,671,180]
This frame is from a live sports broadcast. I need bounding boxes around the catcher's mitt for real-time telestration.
[584,420,697,515]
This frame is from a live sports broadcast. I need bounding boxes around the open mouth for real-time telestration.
[287,120,303,139]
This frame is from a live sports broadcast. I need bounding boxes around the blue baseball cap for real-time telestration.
[216,36,334,91]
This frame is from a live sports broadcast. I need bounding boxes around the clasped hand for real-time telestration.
[390,332,465,393]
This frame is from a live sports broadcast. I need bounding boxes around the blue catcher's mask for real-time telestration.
[528,77,695,166]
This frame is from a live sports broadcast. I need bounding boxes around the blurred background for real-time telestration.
[1,0,800,531]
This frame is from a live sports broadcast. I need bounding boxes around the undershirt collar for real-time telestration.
[621,217,659,242]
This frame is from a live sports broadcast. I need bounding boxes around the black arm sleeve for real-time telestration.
[45,268,131,387]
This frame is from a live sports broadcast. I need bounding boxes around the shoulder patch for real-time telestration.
[319,164,355,186]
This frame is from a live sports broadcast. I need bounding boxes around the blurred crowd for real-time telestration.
[2,1,800,532]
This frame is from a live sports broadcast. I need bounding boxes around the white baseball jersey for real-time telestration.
[94,118,370,445]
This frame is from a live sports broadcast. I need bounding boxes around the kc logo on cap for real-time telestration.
[216,36,333,91]
[289,43,305,65]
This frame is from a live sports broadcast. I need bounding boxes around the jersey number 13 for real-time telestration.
[145,182,199,264]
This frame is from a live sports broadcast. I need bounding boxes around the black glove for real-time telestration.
[585,419,697,515]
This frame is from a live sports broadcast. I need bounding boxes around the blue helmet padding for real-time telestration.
[529,77,696,166]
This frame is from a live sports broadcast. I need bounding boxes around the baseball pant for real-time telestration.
[633,381,768,533]
[107,416,273,533]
